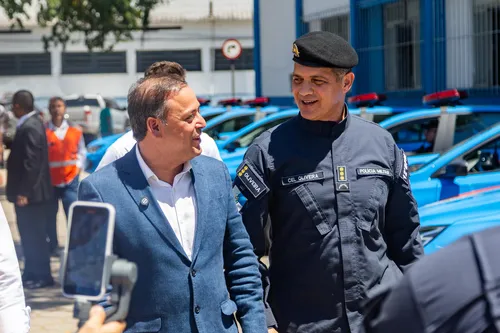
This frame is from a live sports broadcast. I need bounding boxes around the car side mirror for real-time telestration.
[440,160,468,178]
[225,141,240,153]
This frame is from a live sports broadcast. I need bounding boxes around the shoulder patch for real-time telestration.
[399,150,409,183]
[235,162,269,199]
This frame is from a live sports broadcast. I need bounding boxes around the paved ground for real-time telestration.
[3,169,81,333]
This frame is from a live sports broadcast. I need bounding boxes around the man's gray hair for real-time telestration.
[127,75,187,141]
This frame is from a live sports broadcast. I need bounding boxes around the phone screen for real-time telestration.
[63,205,110,297]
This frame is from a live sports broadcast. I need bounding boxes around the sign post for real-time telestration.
[222,39,242,99]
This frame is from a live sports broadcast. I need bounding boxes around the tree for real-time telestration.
[0,0,165,51]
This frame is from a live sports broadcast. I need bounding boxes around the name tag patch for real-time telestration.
[357,168,392,177]
[236,163,269,199]
[281,171,325,186]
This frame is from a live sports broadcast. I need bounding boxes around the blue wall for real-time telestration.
[351,0,447,106]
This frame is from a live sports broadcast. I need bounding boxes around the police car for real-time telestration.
[409,121,500,207]
[419,185,500,254]
[379,89,500,170]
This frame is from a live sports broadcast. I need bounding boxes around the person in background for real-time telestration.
[416,120,438,154]
[0,204,31,333]
[45,97,86,255]
[96,61,221,171]
[100,104,112,137]
[7,90,54,289]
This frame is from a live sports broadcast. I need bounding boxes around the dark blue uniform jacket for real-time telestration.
[234,110,424,333]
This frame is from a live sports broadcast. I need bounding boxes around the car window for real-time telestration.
[231,117,293,149]
[203,114,222,122]
[65,98,100,107]
[461,136,500,174]
[387,117,440,154]
[454,113,500,144]
[372,114,394,123]
[205,115,255,138]
[104,98,121,109]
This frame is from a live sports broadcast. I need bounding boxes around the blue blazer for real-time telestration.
[78,147,266,333]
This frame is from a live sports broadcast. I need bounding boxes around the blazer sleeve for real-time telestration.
[17,126,45,197]
[222,165,267,333]
[78,178,104,202]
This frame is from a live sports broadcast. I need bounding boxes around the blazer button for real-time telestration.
[191,269,197,277]
[195,306,200,314]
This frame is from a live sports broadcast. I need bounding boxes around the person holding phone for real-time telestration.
[78,64,267,332]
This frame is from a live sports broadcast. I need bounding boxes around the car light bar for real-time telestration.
[347,93,386,107]
[423,89,468,107]
[243,97,269,107]
[218,98,242,107]
[197,97,211,106]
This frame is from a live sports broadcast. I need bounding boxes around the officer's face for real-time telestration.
[292,63,354,121]
[150,86,206,160]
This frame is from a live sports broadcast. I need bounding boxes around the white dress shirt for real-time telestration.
[0,205,31,333]
[47,120,87,177]
[16,111,37,128]
[96,130,222,171]
[136,146,197,260]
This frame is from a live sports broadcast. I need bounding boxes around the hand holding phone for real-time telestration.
[61,202,115,301]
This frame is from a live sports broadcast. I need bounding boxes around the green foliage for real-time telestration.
[0,0,165,51]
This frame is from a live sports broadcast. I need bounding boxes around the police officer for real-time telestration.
[233,31,424,333]
[363,225,500,333]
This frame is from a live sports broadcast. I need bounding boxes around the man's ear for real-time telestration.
[146,118,162,137]
[343,72,355,93]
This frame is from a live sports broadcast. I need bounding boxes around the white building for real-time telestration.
[0,0,255,103]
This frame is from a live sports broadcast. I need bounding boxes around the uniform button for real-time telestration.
[191,269,197,277]
[195,306,200,314]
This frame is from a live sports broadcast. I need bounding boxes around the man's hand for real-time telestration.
[16,196,28,207]
[77,305,126,333]
[268,328,279,333]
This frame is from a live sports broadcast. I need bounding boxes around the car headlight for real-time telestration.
[87,145,102,153]
[419,226,446,246]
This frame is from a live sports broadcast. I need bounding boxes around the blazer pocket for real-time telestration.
[221,299,237,316]
[126,317,161,333]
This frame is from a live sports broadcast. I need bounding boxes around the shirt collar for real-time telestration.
[16,111,37,128]
[48,120,69,131]
[135,145,192,185]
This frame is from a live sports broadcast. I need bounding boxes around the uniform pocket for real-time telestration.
[293,184,332,236]
[221,299,237,329]
[354,176,390,232]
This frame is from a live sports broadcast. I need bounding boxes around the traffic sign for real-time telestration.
[222,39,242,60]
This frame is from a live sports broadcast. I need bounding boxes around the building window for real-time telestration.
[62,52,127,74]
[321,15,349,41]
[136,50,202,72]
[213,48,254,71]
[473,0,500,87]
[0,53,51,76]
[383,0,421,91]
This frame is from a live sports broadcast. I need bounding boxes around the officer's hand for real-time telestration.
[268,328,279,333]
[77,305,126,333]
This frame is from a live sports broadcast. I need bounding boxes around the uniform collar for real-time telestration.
[298,103,350,138]
[16,111,37,128]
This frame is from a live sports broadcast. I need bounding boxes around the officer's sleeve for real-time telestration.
[233,143,277,328]
[385,147,424,272]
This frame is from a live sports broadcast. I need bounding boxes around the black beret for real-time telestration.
[292,31,359,69]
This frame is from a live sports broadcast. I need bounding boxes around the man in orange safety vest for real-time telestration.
[45,97,87,255]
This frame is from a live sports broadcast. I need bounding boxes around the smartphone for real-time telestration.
[61,201,115,301]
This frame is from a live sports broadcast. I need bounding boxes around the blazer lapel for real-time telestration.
[117,145,189,261]
[190,157,209,262]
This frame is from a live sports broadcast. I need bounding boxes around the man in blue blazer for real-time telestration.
[78,64,267,333]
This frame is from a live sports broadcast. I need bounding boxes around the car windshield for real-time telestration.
[227,116,294,149]
[65,98,100,107]
[414,121,500,172]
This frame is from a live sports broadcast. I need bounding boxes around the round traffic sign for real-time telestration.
[222,39,242,60]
